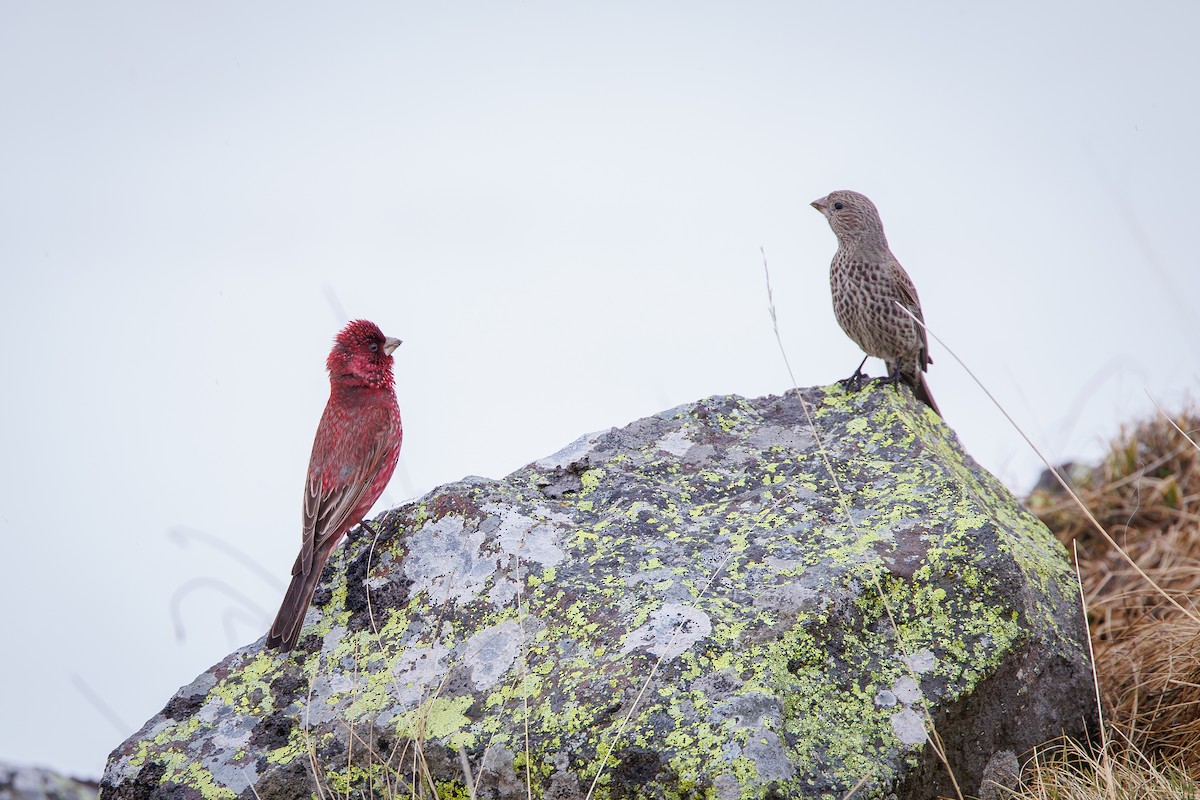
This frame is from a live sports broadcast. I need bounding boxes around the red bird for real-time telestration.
[266,320,403,651]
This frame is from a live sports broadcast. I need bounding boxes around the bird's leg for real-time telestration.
[839,356,869,390]
[880,366,906,386]
[880,364,913,405]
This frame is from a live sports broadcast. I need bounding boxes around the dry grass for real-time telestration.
[1024,406,1200,793]
[1017,735,1199,799]
[300,402,1200,799]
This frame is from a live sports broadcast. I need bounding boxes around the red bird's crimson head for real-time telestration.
[326,319,402,390]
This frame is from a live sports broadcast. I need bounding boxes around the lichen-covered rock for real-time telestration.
[1,762,98,800]
[101,381,1096,800]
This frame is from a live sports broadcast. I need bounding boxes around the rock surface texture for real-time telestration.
[1,762,98,800]
[102,381,1096,800]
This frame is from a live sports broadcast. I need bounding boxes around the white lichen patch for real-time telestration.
[302,672,361,725]
[655,428,694,457]
[403,516,493,605]
[102,386,1093,800]
[746,424,814,452]
[891,675,922,705]
[624,566,678,589]
[388,642,452,707]
[206,716,260,792]
[464,620,524,690]
[745,729,797,782]
[620,602,712,660]
[905,649,936,674]
[890,707,927,747]
[481,505,566,568]
[479,507,568,607]
[714,772,742,800]
[715,692,796,782]
[320,625,348,654]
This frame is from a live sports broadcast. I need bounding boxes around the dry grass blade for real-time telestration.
[456,746,478,800]
[1150,395,1200,452]
[1017,735,1199,799]
[839,774,869,800]
[1029,404,1200,773]
[896,301,1200,629]
[1073,541,1117,800]
[584,547,737,800]
[239,768,265,800]
[364,519,387,638]
[301,672,334,800]
[761,247,798,387]
[760,258,964,799]
[898,298,1200,779]
[515,553,533,800]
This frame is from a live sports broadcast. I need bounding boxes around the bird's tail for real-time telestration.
[910,372,941,417]
[891,363,942,418]
[266,560,323,652]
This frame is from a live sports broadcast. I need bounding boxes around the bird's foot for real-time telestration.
[838,357,871,391]
[838,371,866,391]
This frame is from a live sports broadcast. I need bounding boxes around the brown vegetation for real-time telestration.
[1022,407,1200,794]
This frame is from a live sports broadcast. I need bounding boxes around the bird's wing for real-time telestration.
[298,405,397,578]
[890,259,932,368]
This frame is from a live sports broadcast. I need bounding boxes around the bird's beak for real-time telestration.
[384,337,402,356]
[810,197,828,213]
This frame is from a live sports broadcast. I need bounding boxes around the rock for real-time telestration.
[979,750,1020,800]
[101,380,1096,800]
[1027,461,1095,497]
[0,762,98,800]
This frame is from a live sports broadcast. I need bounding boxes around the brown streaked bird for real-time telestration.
[266,320,403,651]
[811,189,940,416]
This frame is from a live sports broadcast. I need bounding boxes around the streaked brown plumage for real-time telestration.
[811,190,940,416]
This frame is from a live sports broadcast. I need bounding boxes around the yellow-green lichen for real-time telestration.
[105,384,1089,800]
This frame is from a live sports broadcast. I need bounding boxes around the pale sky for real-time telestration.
[2,2,1196,779]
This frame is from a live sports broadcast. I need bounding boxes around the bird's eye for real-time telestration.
[368,342,379,352]
[833,202,844,211]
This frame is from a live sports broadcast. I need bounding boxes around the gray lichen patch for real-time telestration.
[102,381,1096,800]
